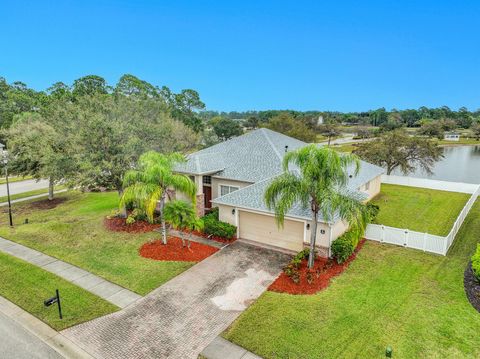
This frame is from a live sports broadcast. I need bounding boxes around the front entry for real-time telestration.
[203,186,212,210]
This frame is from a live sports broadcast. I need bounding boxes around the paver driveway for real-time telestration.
[62,241,289,359]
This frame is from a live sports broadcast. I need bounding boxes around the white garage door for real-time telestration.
[238,210,304,251]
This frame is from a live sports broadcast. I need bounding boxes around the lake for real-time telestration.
[392,145,480,184]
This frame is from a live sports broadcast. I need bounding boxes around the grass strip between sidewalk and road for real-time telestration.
[0,251,118,331]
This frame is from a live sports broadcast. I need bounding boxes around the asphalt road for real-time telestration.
[0,312,63,359]
[0,179,49,197]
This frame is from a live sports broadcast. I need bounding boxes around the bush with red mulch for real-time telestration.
[104,217,160,233]
[139,236,218,262]
[268,239,366,295]
[180,229,237,244]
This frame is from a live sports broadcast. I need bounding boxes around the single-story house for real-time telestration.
[175,128,384,256]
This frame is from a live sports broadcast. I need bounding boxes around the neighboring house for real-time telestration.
[444,132,460,141]
[175,128,384,256]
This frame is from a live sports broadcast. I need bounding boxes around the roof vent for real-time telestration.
[285,145,289,153]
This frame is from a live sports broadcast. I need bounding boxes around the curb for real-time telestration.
[0,295,95,358]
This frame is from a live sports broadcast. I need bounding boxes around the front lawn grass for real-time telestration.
[0,251,118,330]
[224,200,480,358]
[371,183,470,236]
[0,191,193,295]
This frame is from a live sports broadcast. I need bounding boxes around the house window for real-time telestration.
[365,181,370,191]
[203,176,211,185]
[220,185,239,196]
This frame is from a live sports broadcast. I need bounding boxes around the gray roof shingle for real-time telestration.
[176,128,384,223]
[174,128,306,182]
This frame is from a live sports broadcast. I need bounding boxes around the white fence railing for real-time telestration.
[366,176,480,256]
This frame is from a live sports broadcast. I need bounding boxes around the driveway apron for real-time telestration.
[62,241,289,359]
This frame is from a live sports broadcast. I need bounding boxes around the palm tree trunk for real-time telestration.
[48,177,54,201]
[308,210,319,268]
[159,194,167,245]
[117,188,127,218]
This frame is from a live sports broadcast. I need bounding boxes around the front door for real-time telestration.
[203,186,212,209]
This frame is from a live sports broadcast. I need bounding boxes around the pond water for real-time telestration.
[392,145,480,184]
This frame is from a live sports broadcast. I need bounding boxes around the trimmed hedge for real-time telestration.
[331,222,366,264]
[202,208,236,240]
[472,244,480,281]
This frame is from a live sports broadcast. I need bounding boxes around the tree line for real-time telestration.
[0,74,205,199]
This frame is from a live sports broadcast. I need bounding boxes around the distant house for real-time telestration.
[444,132,460,141]
[174,128,383,256]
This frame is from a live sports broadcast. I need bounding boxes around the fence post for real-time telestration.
[404,229,409,247]
[381,225,385,243]
[423,232,427,252]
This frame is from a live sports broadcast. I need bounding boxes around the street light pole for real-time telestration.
[0,143,13,227]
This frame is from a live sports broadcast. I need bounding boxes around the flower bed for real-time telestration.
[139,236,219,262]
[268,239,366,295]
[464,261,480,313]
[179,229,237,244]
[104,217,160,233]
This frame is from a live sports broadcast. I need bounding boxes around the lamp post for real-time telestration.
[0,143,13,227]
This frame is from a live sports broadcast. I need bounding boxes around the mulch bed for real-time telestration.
[28,197,67,210]
[464,261,480,313]
[181,229,237,244]
[139,236,219,262]
[268,239,366,295]
[104,217,160,233]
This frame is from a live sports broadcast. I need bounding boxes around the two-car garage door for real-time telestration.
[238,210,304,251]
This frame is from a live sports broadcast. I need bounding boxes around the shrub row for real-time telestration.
[331,224,364,264]
[202,207,236,240]
[472,244,480,281]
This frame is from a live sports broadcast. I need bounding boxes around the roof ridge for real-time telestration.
[260,128,283,162]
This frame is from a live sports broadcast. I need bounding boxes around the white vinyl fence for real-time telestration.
[366,176,480,255]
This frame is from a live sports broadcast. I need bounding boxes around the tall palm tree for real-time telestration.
[265,145,368,268]
[121,151,196,245]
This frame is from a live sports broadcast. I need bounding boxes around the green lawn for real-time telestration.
[0,251,118,330]
[0,191,193,295]
[371,184,470,236]
[224,200,480,358]
[438,138,480,146]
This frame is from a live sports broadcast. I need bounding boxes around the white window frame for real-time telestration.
[219,184,239,197]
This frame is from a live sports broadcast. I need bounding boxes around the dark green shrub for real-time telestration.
[366,203,380,221]
[331,235,355,263]
[472,244,480,281]
[202,216,236,239]
[203,207,219,221]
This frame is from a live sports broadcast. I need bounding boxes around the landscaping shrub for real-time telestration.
[202,216,236,240]
[472,244,480,281]
[126,214,136,225]
[204,207,219,221]
[331,224,365,263]
[366,203,380,221]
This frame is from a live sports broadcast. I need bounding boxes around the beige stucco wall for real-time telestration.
[360,175,382,201]
[218,204,236,225]
[305,220,331,248]
[211,178,252,200]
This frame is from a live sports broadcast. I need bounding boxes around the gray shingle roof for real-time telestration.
[211,166,381,223]
[176,128,385,223]
[174,128,306,182]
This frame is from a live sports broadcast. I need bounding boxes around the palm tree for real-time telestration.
[265,145,368,268]
[121,151,196,245]
[163,200,200,248]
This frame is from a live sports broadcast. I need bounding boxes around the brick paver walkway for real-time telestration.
[0,237,141,308]
[62,241,289,359]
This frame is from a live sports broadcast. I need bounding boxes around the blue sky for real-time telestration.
[1,1,479,112]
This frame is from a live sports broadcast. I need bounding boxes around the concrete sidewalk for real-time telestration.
[200,336,262,359]
[0,237,141,308]
[0,189,68,207]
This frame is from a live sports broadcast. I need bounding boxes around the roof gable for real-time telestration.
[175,128,306,182]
